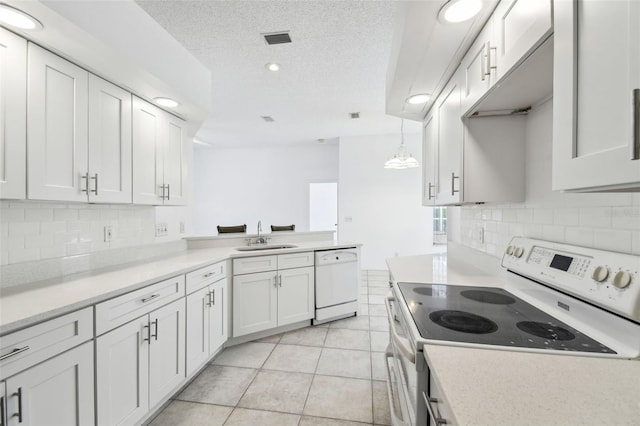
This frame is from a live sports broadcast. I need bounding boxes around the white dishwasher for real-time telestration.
[314,247,360,324]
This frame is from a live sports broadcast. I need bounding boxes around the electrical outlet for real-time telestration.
[155,222,168,237]
[104,225,113,242]
[179,221,185,234]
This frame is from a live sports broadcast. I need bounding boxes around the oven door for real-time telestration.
[385,292,417,426]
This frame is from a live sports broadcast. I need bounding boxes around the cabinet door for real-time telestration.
[233,271,278,337]
[553,0,640,191]
[162,113,187,206]
[88,74,132,203]
[149,299,185,409]
[185,285,210,377]
[96,316,149,426]
[0,28,26,200]
[461,25,493,114]
[422,112,437,206]
[493,0,552,78]
[5,341,94,426]
[27,43,88,202]
[436,72,463,205]
[132,96,163,205]
[209,278,227,354]
[277,266,314,326]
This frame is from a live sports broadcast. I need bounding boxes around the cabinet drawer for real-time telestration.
[186,261,226,294]
[278,252,314,269]
[0,307,93,379]
[95,275,185,335]
[233,255,277,275]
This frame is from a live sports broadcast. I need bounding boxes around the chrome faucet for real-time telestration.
[255,220,267,245]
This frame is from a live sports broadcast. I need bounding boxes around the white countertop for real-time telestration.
[0,240,358,335]
[386,252,640,426]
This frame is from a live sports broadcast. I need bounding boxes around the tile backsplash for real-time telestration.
[458,99,640,258]
[1,200,157,265]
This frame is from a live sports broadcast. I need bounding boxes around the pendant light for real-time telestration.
[384,119,419,169]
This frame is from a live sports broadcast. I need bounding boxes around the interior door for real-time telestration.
[88,74,132,203]
[27,43,88,202]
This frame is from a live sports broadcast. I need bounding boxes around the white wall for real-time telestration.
[193,144,339,235]
[457,98,640,257]
[339,133,434,270]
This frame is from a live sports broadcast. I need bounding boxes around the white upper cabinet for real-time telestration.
[493,0,552,76]
[435,71,463,205]
[27,43,89,202]
[88,74,132,203]
[461,25,495,113]
[0,28,26,200]
[133,96,187,205]
[421,112,437,206]
[28,44,134,203]
[553,0,640,191]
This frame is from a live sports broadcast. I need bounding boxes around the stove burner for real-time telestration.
[516,321,575,341]
[461,290,516,305]
[429,310,498,334]
[413,287,433,296]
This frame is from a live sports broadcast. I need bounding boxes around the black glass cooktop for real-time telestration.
[397,282,615,354]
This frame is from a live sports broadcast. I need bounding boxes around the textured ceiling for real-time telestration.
[136,0,422,147]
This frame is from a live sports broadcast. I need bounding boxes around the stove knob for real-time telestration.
[612,271,632,289]
[591,266,609,283]
[506,246,514,255]
[514,247,524,258]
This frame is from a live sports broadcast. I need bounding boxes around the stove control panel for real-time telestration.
[502,237,640,322]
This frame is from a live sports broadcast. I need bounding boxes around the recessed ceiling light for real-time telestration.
[406,93,431,105]
[154,97,180,108]
[0,4,43,30]
[438,0,483,24]
[265,63,280,72]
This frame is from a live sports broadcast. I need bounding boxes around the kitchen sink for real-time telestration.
[235,244,298,251]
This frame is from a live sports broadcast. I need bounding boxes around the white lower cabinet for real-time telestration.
[233,253,314,337]
[4,341,94,426]
[185,277,228,376]
[96,298,185,426]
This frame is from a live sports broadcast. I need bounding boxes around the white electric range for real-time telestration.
[384,237,640,426]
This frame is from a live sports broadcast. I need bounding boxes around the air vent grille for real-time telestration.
[263,32,291,45]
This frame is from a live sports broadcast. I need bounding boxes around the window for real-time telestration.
[433,207,447,235]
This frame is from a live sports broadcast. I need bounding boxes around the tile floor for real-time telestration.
[148,270,392,426]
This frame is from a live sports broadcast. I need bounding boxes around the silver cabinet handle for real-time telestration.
[481,43,487,81]
[206,290,212,307]
[274,275,278,288]
[90,173,98,195]
[423,392,448,424]
[428,182,435,200]
[159,184,165,200]
[151,319,158,341]
[203,272,215,278]
[210,289,216,306]
[143,323,151,343]
[0,346,30,361]
[166,183,170,201]
[278,274,282,287]
[451,172,459,196]
[633,88,639,160]
[384,295,415,364]
[13,387,22,424]
[141,294,160,303]
[81,172,89,193]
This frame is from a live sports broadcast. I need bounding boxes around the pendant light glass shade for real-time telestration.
[384,119,420,169]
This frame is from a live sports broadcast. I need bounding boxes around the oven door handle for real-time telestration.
[384,346,410,426]
[385,294,416,364]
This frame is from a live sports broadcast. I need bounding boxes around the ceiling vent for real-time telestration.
[261,116,275,122]
[349,112,360,119]
[263,32,291,45]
